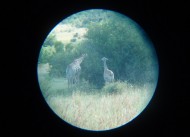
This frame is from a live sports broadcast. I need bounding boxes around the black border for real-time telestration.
[4,0,189,137]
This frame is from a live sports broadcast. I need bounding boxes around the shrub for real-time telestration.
[102,81,127,94]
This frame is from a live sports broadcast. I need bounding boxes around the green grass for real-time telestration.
[39,76,154,131]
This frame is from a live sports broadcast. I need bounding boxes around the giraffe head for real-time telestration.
[74,53,87,64]
[101,57,108,62]
[82,53,88,58]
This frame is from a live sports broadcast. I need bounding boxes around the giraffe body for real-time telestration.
[101,57,114,83]
[66,54,87,88]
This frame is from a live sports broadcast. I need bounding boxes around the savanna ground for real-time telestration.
[38,72,154,131]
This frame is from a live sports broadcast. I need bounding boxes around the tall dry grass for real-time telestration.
[43,79,154,131]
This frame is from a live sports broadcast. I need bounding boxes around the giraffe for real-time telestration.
[66,54,87,88]
[101,57,114,84]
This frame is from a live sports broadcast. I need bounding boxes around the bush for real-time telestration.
[102,81,127,94]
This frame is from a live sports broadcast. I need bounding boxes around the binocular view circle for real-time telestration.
[37,9,159,131]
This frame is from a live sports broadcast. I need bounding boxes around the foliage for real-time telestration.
[80,13,158,86]
[38,9,158,87]
[102,81,127,94]
[38,45,56,63]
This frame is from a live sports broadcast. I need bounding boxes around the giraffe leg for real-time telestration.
[68,78,71,88]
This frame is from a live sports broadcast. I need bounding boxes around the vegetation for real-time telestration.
[38,9,158,87]
[44,78,153,131]
[37,75,154,130]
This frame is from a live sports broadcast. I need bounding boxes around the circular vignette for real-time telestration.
[37,9,159,131]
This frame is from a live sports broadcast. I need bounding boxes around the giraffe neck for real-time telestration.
[103,60,108,70]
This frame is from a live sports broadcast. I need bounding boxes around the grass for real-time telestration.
[39,76,155,131]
